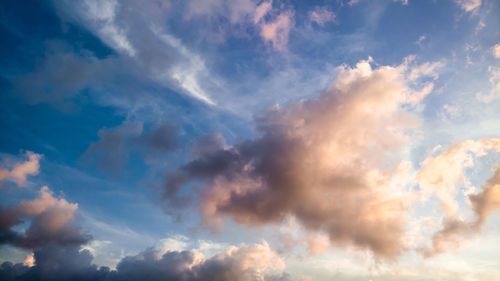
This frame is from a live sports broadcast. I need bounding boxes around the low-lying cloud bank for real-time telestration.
[0,187,289,281]
[417,139,500,257]
[0,241,289,281]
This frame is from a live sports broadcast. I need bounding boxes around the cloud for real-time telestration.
[185,0,256,24]
[476,67,500,103]
[415,35,426,48]
[255,3,294,52]
[183,0,295,52]
[0,186,90,249]
[161,58,441,258]
[455,0,482,12]
[80,0,136,56]
[1,184,289,281]
[494,43,500,58]
[417,139,500,256]
[0,240,289,281]
[253,0,272,24]
[0,151,42,187]
[81,121,143,175]
[349,0,408,6]
[82,121,178,175]
[20,0,220,107]
[308,6,336,27]
[438,104,462,121]
[10,47,106,109]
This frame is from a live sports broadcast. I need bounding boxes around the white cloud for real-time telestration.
[82,0,136,56]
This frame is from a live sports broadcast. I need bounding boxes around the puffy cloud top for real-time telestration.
[0,152,42,187]
[162,58,443,258]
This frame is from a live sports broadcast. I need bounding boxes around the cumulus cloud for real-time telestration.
[0,240,289,281]
[494,43,500,58]
[417,139,500,256]
[10,46,106,109]
[0,151,42,187]
[1,184,290,281]
[162,58,442,258]
[308,6,336,27]
[0,186,90,249]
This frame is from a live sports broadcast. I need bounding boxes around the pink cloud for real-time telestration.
[0,151,42,187]
[308,6,336,27]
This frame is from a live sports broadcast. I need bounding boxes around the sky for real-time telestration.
[0,0,499,280]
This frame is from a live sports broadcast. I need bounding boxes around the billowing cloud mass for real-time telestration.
[417,139,500,256]
[115,241,287,281]
[162,58,444,258]
[0,152,42,187]
[0,186,89,249]
[0,184,289,281]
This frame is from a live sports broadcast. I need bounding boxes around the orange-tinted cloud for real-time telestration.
[418,139,500,256]
[163,58,441,258]
[0,186,89,249]
[0,151,42,187]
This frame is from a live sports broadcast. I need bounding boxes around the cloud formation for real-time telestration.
[0,182,289,281]
[256,3,294,52]
[476,67,500,103]
[162,58,443,258]
[455,0,482,12]
[82,121,178,175]
[0,151,42,187]
[494,43,500,58]
[8,0,220,107]
[417,139,500,256]
[0,240,289,281]
[0,186,90,249]
[308,6,336,27]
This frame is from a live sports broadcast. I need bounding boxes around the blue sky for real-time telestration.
[0,0,500,280]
